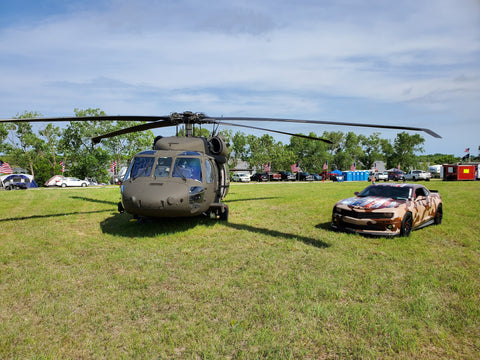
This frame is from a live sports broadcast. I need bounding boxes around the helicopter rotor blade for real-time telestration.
[204,116,442,139]
[91,119,174,144]
[0,115,170,124]
[212,120,333,144]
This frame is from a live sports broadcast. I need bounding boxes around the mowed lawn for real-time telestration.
[0,180,479,359]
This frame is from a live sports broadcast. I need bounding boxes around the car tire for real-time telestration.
[434,204,443,225]
[81,183,87,187]
[61,183,67,187]
[400,212,413,237]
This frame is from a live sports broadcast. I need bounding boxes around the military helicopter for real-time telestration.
[1,111,441,221]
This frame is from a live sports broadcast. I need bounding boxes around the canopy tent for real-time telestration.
[0,174,38,189]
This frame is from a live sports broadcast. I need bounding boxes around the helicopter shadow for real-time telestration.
[100,213,330,249]
[71,195,330,248]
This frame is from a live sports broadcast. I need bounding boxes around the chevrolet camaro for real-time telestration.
[331,183,442,237]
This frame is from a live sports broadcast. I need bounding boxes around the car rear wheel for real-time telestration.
[400,212,413,237]
[61,183,66,187]
[434,204,443,225]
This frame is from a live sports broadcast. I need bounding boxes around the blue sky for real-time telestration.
[1,0,479,156]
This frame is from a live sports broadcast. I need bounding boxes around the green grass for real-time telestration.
[1,181,479,359]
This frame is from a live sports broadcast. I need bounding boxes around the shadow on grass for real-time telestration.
[100,213,330,248]
[0,209,113,222]
[70,195,118,206]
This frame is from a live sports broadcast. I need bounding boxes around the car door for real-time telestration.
[413,187,431,226]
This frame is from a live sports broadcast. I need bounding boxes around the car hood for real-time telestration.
[337,196,406,210]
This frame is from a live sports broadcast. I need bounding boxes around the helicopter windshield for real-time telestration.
[154,157,172,178]
[125,156,155,179]
[173,157,202,182]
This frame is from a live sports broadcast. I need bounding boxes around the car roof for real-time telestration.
[367,183,425,190]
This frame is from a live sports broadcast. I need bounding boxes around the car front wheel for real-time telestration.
[400,212,413,237]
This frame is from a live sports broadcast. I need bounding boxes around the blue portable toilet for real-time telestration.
[362,170,369,181]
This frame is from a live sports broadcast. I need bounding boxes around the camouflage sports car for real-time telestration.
[331,183,442,237]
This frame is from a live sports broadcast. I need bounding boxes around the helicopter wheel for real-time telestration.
[117,202,124,213]
[219,205,229,221]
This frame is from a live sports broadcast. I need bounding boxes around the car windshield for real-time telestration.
[358,185,411,200]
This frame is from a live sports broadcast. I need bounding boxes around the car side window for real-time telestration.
[415,188,426,198]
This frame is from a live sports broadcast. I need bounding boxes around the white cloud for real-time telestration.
[0,0,479,154]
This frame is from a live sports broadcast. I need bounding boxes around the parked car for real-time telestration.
[388,170,405,181]
[312,173,323,181]
[250,173,269,182]
[268,172,282,181]
[56,177,89,187]
[404,170,431,181]
[232,173,251,182]
[369,171,388,182]
[279,171,296,181]
[332,183,442,237]
[299,172,314,181]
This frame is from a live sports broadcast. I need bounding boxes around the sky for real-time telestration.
[0,0,479,157]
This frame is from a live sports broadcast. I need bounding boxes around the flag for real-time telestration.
[465,148,470,153]
[323,161,328,170]
[59,160,65,173]
[111,161,117,173]
[0,161,13,174]
[350,162,356,171]
[264,162,270,172]
[398,164,401,170]
[291,162,299,173]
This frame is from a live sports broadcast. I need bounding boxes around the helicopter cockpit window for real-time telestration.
[127,157,155,179]
[154,157,172,178]
[205,160,214,184]
[173,157,202,182]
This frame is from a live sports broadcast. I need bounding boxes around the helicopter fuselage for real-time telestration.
[120,136,229,219]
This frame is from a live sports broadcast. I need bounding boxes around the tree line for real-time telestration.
[1,108,462,185]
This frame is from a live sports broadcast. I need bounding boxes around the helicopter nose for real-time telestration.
[167,196,180,205]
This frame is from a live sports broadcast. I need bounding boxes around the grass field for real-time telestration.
[0,180,479,359]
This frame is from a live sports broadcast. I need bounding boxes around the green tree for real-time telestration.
[39,123,63,177]
[8,111,44,176]
[59,108,110,182]
[287,133,330,173]
[388,132,425,170]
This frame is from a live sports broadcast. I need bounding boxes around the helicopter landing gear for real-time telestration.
[207,204,229,221]
[219,204,229,221]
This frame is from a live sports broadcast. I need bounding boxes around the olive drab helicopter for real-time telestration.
[1,111,441,221]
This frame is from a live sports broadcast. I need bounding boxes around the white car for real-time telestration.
[232,173,251,182]
[56,177,89,187]
[369,171,388,182]
[404,170,431,181]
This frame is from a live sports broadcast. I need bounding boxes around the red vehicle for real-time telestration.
[442,164,476,181]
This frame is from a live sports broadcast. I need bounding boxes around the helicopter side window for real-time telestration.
[173,157,202,182]
[154,157,172,178]
[128,157,155,179]
[205,160,214,184]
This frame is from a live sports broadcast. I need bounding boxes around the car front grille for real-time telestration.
[336,208,393,219]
